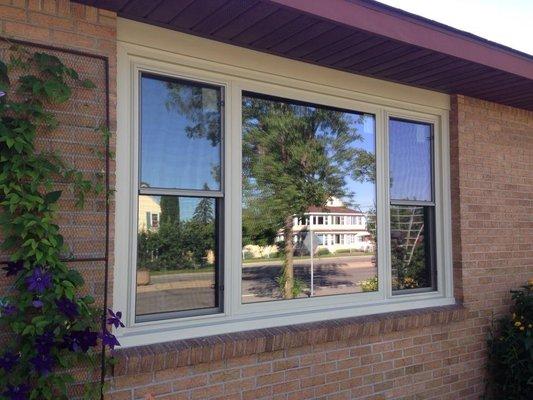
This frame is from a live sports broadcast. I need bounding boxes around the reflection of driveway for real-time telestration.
[243,254,373,268]
[242,255,376,302]
[135,255,377,314]
[136,271,217,316]
[137,272,215,293]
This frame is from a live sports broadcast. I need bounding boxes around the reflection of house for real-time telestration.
[281,198,374,253]
[138,196,161,231]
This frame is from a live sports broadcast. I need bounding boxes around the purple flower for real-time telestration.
[32,299,44,308]
[35,332,54,353]
[3,261,23,277]
[25,267,52,294]
[100,329,120,350]
[0,91,6,98]
[106,309,125,328]
[64,328,98,352]
[0,352,19,370]
[56,298,78,319]
[3,384,29,400]
[30,352,55,375]
[1,303,17,316]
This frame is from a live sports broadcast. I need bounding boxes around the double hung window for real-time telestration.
[135,73,223,321]
[389,119,436,293]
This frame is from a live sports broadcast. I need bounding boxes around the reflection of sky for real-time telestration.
[142,196,202,221]
[140,76,220,190]
[345,115,375,212]
[389,119,432,201]
[179,197,200,221]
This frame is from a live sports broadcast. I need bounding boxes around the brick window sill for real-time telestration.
[112,304,466,376]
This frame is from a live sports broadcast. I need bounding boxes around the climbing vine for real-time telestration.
[0,44,120,399]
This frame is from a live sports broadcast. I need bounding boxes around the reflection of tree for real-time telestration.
[193,197,214,224]
[189,198,215,267]
[242,97,375,299]
[137,198,216,271]
[165,82,222,188]
[165,82,221,146]
[210,164,220,186]
[160,196,179,225]
[365,206,377,242]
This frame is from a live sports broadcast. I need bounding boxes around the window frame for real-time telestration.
[115,35,453,347]
[387,117,437,295]
[135,72,226,322]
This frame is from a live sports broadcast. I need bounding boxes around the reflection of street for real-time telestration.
[242,255,376,302]
[136,255,377,315]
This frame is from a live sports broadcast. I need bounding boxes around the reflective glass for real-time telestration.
[241,93,377,303]
[140,74,222,191]
[390,205,435,291]
[389,119,432,202]
[136,195,218,317]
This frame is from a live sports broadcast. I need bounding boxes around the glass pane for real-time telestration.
[140,74,222,191]
[241,93,377,303]
[136,195,219,317]
[390,205,435,292]
[389,119,432,202]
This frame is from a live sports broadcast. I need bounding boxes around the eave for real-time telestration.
[74,0,533,110]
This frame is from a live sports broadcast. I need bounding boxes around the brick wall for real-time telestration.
[0,0,117,287]
[107,96,532,400]
[1,2,532,399]
[0,0,117,387]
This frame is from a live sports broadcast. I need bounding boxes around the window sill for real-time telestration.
[111,303,466,376]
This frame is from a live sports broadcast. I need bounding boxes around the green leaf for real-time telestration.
[67,269,84,286]
[21,324,35,335]
[0,59,9,91]
[43,78,71,103]
[81,79,96,89]
[44,190,62,204]
[66,67,79,80]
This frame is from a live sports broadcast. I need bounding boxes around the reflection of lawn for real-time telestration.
[242,251,373,264]
[148,266,215,275]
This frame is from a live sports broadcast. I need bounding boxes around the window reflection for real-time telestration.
[389,118,436,293]
[140,74,222,191]
[390,206,435,291]
[241,93,377,303]
[136,195,218,317]
[389,119,432,202]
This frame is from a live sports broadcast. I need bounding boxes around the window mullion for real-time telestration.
[376,109,391,299]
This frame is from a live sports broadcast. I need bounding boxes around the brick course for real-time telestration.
[1,1,532,399]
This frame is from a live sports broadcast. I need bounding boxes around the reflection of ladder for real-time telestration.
[402,209,424,266]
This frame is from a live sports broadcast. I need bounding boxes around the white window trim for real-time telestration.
[115,20,454,347]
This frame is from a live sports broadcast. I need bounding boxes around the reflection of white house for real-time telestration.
[138,196,161,231]
[290,198,374,253]
[243,198,375,259]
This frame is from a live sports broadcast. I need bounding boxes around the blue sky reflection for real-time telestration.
[140,75,221,191]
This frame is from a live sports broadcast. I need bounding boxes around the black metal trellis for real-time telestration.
[0,38,111,398]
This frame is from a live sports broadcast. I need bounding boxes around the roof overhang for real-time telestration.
[75,0,533,110]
